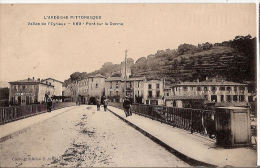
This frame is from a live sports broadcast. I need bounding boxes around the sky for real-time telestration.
[0,3,256,82]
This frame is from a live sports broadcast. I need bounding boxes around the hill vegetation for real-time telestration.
[64,35,256,86]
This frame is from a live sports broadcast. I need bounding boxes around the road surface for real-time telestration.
[0,105,189,167]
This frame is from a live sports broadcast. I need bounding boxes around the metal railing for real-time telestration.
[109,102,215,137]
[0,102,76,125]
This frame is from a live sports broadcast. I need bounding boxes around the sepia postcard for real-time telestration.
[0,2,258,167]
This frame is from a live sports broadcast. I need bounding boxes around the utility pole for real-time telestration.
[124,49,127,97]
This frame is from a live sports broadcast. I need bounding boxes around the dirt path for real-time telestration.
[0,105,189,167]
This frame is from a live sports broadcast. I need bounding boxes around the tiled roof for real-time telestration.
[105,77,146,82]
[42,78,64,84]
[214,102,249,107]
[105,77,122,81]
[165,95,205,100]
[9,78,54,87]
[10,79,37,83]
[88,74,106,78]
[174,81,246,86]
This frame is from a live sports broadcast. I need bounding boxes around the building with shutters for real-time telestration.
[9,77,54,106]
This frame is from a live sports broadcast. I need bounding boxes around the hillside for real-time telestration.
[64,35,256,86]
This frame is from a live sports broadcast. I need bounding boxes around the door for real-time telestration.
[233,112,249,144]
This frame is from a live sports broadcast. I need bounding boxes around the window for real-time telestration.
[204,87,208,91]
[227,87,231,92]
[183,86,188,91]
[22,85,26,89]
[116,91,119,96]
[233,95,238,102]
[226,95,231,102]
[173,100,176,107]
[146,100,149,105]
[156,84,160,89]
[197,87,201,91]
[156,91,160,97]
[248,96,253,102]
[110,82,112,89]
[148,91,152,97]
[239,95,245,102]
[137,91,140,96]
[220,86,225,91]
[221,95,224,102]
[234,86,237,92]
[110,91,112,97]
[211,86,216,91]
[148,84,152,89]
[18,96,21,104]
[138,82,140,88]
[116,82,119,88]
[211,95,217,102]
[166,93,169,96]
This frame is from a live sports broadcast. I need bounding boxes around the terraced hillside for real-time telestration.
[65,35,256,86]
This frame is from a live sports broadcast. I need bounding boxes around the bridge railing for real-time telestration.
[109,102,215,137]
[0,102,76,125]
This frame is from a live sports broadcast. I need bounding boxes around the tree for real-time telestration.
[177,43,197,55]
[70,72,82,81]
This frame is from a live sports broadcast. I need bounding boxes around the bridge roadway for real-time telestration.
[0,105,189,167]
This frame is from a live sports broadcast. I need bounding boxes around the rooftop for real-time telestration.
[174,80,246,86]
[165,95,205,100]
[9,78,54,87]
[88,74,106,78]
[41,78,64,84]
[105,77,146,82]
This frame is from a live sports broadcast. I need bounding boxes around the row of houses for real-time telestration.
[63,64,253,108]
[9,65,252,108]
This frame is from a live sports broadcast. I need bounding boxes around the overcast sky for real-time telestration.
[0,4,256,82]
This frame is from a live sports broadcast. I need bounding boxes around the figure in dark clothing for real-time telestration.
[123,96,132,117]
[103,98,108,111]
[47,97,52,112]
[96,98,101,111]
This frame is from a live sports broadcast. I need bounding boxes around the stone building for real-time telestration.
[64,74,105,104]
[172,79,249,106]
[105,77,146,103]
[41,78,64,96]
[9,78,54,105]
[87,74,106,101]
[143,79,164,105]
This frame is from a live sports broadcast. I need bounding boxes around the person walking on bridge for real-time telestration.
[123,96,132,117]
[103,97,108,112]
[96,98,101,111]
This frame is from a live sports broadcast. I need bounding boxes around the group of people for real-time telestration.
[96,97,108,111]
[123,96,132,117]
[95,96,132,118]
